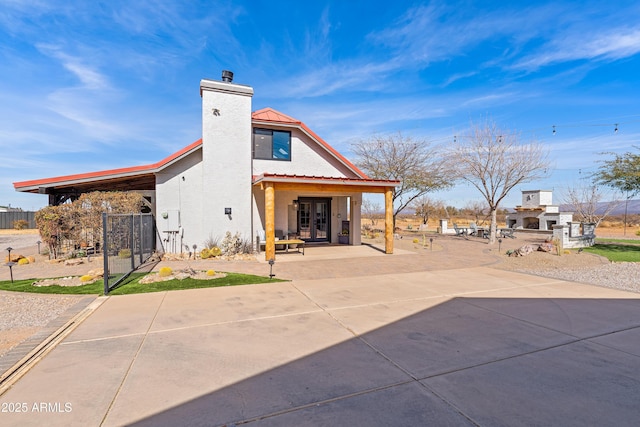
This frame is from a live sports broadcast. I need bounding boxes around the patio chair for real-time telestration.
[469,222,478,236]
[499,228,516,239]
[453,223,467,237]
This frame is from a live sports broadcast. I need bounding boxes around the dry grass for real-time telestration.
[0,228,40,235]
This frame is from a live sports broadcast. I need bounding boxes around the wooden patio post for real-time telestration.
[384,186,394,254]
[265,182,276,261]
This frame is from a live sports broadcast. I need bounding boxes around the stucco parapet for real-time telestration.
[200,79,254,97]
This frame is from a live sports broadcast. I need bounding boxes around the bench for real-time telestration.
[274,239,305,255]
[256,230,305,255]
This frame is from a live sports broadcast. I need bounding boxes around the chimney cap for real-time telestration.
[221,70,234,82]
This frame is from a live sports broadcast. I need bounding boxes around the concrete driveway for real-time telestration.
[1,259,640,426]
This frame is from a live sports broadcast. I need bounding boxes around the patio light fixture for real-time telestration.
[268,259,275,279]
[6,262,16,283]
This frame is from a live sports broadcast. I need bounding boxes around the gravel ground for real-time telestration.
[0,292,86,357]
[532,263,640,293]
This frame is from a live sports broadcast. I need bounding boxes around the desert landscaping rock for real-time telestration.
[139,268,226,284]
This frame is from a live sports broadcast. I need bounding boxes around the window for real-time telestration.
[253,128,291,160]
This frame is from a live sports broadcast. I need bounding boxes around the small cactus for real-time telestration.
[200,248,211,259]
[209,246,221,257]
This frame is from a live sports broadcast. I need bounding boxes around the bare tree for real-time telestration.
[352,133,452,228]
[463,200,489,226]
[449,120,550,244]
[411,195,444,226]
[561,184,620,228]
[361,199,381,226]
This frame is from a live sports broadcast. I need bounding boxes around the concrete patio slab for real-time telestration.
[105,315,411,426]
[148,282,321,332]
[355,297,577,378]
[64,292,166,341]
[1,262,639,426]
[464,296,640,338]
[590,326,640,356]
[422,340,640,427]
[327,297,451,335]
[0,335,143,427]
[239,382,477,427]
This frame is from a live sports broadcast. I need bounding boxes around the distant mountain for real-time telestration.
[560,199,640,215]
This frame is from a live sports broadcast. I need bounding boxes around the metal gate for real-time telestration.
[102,213,156,294]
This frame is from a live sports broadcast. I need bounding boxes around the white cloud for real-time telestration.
[514,27,640,70]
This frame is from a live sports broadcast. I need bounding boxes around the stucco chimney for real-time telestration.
[221,70,233,82]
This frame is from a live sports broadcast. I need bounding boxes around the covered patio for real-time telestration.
[253,174,399,261]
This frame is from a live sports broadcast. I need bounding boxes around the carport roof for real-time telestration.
[13,139,202,194]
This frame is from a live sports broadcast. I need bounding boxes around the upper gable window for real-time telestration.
[253,128,291,161]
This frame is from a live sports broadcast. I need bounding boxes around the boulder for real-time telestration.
[509,244,535,257]
[64,258,84,266]
[537,243,555,253]
[86,268,104,278]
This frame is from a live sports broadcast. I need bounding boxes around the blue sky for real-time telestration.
[1,0,640,211]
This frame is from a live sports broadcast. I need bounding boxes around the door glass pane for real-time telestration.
[299,202,311,239]
[315,202,327,239]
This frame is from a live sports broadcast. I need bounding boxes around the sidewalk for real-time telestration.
[1,255,639,426]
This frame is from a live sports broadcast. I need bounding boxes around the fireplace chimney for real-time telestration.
[221,70,234,83]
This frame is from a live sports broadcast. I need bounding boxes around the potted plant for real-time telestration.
[338,228,349,244]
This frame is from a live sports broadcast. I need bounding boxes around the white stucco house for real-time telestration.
[14,71,400,259]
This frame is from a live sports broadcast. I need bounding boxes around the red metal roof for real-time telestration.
[15,107,371,192]
[251,108,300,124]
[14,139,202,190]
[252,108,368,179]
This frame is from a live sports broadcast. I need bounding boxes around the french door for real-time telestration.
[298,198,331,242]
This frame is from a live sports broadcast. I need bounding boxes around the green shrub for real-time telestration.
[118,249,131,258]
[209,246,221,257]
[18,258,29,265]
[200,248,211,259]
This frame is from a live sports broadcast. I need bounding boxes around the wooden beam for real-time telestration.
[255,181,390,194]
[385,187,394,254]
[264,182,276,261]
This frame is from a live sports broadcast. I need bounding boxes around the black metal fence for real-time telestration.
[0,211,36,229]
[102,213,156,294]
